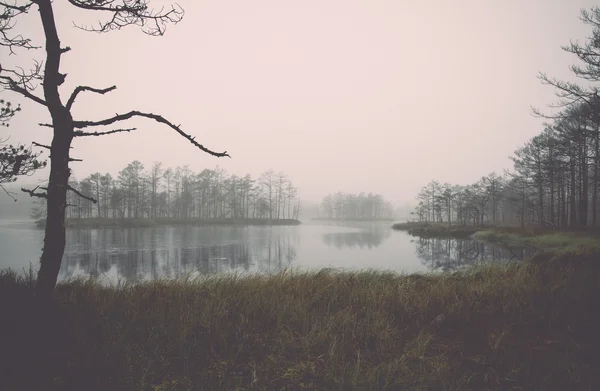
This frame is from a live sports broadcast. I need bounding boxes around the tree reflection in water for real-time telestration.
[322,226,391,249]
[415,237,537,271]
[60,226,298,284]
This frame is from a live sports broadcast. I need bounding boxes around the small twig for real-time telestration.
[32,141,51,149]
[0,184,17,201]
[38,123,53,128]
[73,127,136,137]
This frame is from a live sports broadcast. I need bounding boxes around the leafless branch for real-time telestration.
[0,63,46,106]
[74,127,135,136]
[0,1,37,54]
[66,85,116,110]
[69,157,83,162]
[32,141,50,149]
[74,111,230,157]
[21,185,47,199]
[0,183,16,201]
[38,123,53,128]
[67,0,184,36]
[67,184,97,203]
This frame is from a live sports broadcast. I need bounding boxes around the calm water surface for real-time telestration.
[0,219,535,284]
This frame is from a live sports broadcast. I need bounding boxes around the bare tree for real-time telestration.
[0,1,230,292]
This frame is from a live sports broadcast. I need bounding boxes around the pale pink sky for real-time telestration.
[4,0,599,204]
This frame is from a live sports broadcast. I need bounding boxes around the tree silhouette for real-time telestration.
[0,1,229,292]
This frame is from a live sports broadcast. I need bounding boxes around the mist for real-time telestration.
[4,0,597,206]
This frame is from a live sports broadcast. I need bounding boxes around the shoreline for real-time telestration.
[391,222,600,250]
[310,217,395,222]
[2,221,599,389]
[33,217,303,229]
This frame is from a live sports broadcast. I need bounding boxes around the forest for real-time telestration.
[411,8,600,229]
[412,101,600,229]
[33,161,302,222]
[317,192,395,220]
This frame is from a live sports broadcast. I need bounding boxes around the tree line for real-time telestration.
[318,192,394,220]
[413,103,600,228]
[40,162,301,221]
[1,0,234,290]
[412,8,600,229]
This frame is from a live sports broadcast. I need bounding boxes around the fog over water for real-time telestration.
[4,0,599,205]
[0,220,534,284]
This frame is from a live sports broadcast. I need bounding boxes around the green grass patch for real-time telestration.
[2,252,600,390]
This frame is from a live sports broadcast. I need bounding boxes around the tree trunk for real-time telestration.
[38,129,73,292]
[593,130,599,226]
[36,0,74,293]
[580,142,589,227]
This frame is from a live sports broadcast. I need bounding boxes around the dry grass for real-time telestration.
[1,251,599,390]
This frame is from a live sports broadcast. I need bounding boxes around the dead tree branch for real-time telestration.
[21,185,47,199]
[0,75,46,106]
[67,0,184,36]
[74,111,230,157]
[0,183,16,201]
[67,184,97,203]
[66,85,116,110]
[32,141,50,149]
[74,127,135,137]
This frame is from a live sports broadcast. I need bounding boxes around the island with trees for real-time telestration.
[32,163,302,228]
[312,192,395,222]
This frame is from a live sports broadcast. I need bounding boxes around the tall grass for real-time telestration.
[1,251,599,390]
[473,229,600,250]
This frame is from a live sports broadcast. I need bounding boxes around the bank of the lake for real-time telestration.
[392,222,600,250]
[312,217,395,222]
[34,217,302,229]
[392,222,480,238]
[2,249,599,391]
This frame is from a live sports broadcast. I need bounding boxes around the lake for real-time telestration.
[0,219,535,284]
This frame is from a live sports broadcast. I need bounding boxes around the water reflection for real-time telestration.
[415,237,537,271]
[322,225,391,249]
[60,226,298,283]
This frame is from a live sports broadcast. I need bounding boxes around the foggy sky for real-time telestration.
[3,0,599,205]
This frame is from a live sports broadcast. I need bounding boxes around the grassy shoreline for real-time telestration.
[391,222,600,250]
[34,217,303,229]
[2,251,599,390]
[391,222,480,238]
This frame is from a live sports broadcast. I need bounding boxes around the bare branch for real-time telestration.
[67,0,184,36]
[66,85,116,110]
[32,141,50,149]
[0,183,16,201]
[0,74,46,106]
[67,184,97,203]
[74,111,230,157]
[74,127,135,137]
[69,157,83,162]
[21,185,47,199]
[0,1,37,54]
